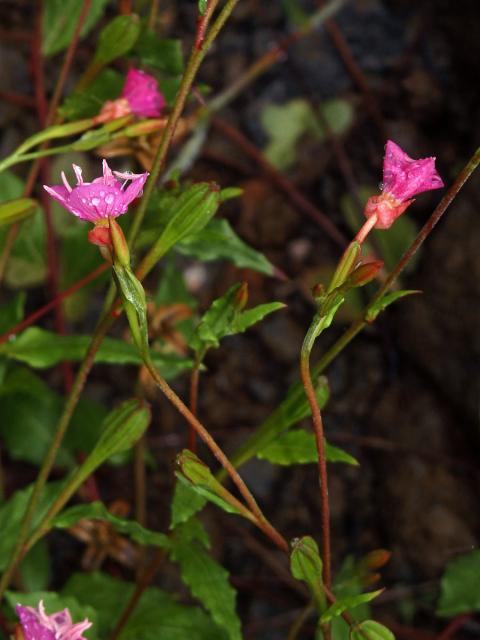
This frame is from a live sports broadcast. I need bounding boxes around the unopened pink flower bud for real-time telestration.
[348,259,384,287]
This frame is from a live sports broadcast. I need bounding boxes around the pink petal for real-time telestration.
[16,605,55,640]
[43,184,70,208]
[382,140,444,202]
[121,172,149,206]
[121,68,165,118]
[68,183,128,221]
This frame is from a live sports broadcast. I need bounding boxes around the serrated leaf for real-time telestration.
[258,429,358,466]
[290,536,325,610]
[42,0,108,56]
[64,571,227,639]
[437,550,480,616]
[178,218,274,275]
[6,591,98,639]
[366,290,420,323]
[350,620,395,640]
[0,327,192,379]
[171,520,242,640]
[53,502,170,549]
[135,31,184,74]
[0,482,64,570]
[320,590,383,623]
[190,283,284,354]
[170,480,207,529]
[92,14,140,66]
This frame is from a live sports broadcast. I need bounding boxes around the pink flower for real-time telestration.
[44,160,148,223]
[121,68,166,118]
[15,601,92,640]
[96,68,165,122]
[364,140,444,230]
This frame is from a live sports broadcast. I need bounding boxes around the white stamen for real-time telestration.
[61,172,72,192]
[72,164,83,185]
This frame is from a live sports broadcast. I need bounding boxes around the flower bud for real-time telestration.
[177,449,214,487]
[361,548,392,570]
[348,260,384,287]
[234,282,249,311]
[109,218,131,268]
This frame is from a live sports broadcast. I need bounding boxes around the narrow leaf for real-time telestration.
[366,290,420,323]
[53,502,170,549]
[258,429,358,466]
[0,198,37,226]
[320,590,383,623]
[350,620,395,640]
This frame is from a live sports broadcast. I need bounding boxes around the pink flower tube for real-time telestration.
[44,160,148,223]
[15,601,92,640]
[363,140,444,231]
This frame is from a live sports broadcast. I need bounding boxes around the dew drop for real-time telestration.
[91,197,100,207]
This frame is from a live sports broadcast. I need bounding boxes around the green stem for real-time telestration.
[225,147,480,474]
[0,311,114,600]
[142,356,289,553]
[127,0,241,247]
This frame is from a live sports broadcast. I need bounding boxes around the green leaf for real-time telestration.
[42,0,108,56]
[63,572,227,639]
[0,328,192,379]
[437,550,480,616]
[331,556,374,640]
[366,290,420,323]
[290,536,325,610]
[170,480,207,529]
[0,367,74,467]
[258,429,358,466]
[59,69,124,120]
[178,218,274,275]
[0,482,63,570]
[3,208,47,289]
[82,400,150,476]
[350,620,395,640]
[198,0,208,15]
[228,375,330,472]
[19,539,51,592]
[320,590,382,623]
[92,14,140,66]
[135,31,184,74]
[0,198,37,226]
[53,501,170,549]
[0,292,25,335]
[148,183,221,263]
[170,520,242,640]
[6,591,98,639]
[190,283,284,354]
[262,98,353,170]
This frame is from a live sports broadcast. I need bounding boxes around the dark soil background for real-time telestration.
[0,0,479,638]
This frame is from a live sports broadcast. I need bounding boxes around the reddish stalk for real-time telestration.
[188,361,201,452]
[0,0,92,284]
[0,263,108,345]
[212,117,347,247]
[435,614,470,640]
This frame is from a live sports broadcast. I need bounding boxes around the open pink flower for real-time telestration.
[364,140,444,230]
[96,68,165,122]
[44,160,148,223]
[15,601,92,640]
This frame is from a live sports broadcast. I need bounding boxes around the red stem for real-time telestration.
[0,263,108,345]
[435,614,470,640]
